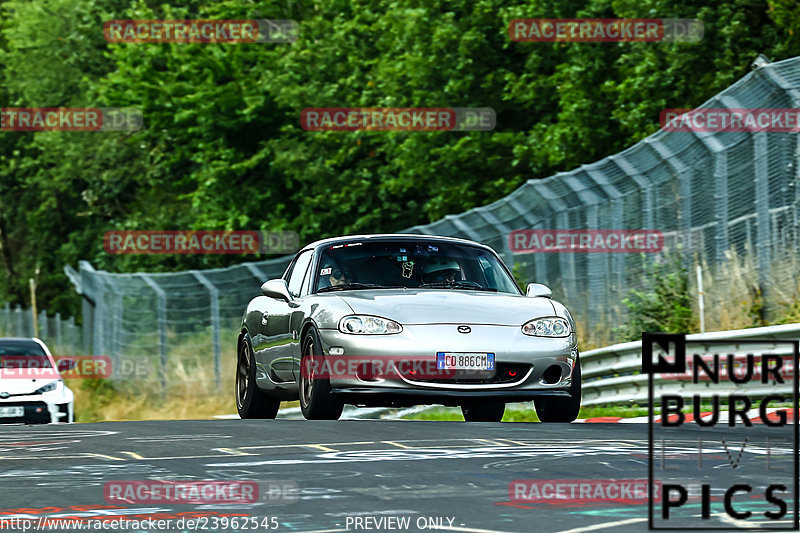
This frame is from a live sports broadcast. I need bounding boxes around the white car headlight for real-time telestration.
[522,317,571,337]
[34,381,60,394]
[339,315,402,335]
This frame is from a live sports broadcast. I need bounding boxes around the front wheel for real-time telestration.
[236,336,280,419]
[461,400,505,422]
[534,356,581,423]
[299,328,344,420]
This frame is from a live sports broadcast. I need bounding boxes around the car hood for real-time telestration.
[335,289,556,325]
[0,371,59,395]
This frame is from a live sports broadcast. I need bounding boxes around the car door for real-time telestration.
[252,250,313,383]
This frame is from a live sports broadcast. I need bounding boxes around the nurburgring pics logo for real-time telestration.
[300,107,496,131]
[509,18,703,42]
[644,332,799,529]
[661,109,800,132]
[103,19,298,43]
[509,229,664,253]
[0,108,142,131]
[103,230,299,254]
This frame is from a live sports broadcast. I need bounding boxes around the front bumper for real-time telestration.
[316,324,578,404]
[0,386,74,424]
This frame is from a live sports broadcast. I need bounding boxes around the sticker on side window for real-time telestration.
[320,267,332,275]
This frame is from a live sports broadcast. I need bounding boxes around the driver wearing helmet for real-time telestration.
[422,259,462,283]
[319,262,349,288]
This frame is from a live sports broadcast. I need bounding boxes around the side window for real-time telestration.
[287,250,313,297]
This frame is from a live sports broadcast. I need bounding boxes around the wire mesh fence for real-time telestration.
[64,257,291,391]
[34,54,800,391]
[405,55,800,337]
[0,302,83,355]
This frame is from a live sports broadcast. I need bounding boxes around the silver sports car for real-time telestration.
[236,234,580,422]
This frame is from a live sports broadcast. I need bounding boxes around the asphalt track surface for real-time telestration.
[0,420,796,532]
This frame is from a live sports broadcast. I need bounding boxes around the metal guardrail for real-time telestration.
[580,323,800,406]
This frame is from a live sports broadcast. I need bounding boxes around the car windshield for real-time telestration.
[314,240,520,294]
[0,341,51,369]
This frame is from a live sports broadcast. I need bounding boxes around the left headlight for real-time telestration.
[339,315,402,335]
[34,381,60,394]
[522,317,571,337]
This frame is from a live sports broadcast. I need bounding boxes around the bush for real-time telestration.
[616,254,695,342]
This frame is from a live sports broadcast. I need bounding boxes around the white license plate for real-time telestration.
[437,352,495,371]
[0,406,24,418]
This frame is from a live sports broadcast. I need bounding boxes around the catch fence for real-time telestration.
[0,302,83,355]
[48,55,800,391]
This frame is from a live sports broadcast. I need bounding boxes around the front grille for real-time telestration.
[402,363,531,385]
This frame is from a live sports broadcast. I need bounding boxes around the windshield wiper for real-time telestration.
[317,283,391,293]
[418,281,498,292]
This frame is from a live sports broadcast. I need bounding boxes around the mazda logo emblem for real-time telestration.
[0,392,9,399]
[457,326,471,334]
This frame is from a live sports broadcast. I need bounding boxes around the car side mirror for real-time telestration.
[261,279,292,302]
[526,283,552,298]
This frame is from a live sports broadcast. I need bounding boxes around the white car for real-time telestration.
[0,338,74,423]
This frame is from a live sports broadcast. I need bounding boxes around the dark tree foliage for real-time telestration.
[0,0,797,317]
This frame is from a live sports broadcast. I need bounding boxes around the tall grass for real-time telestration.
[69,329,240,422]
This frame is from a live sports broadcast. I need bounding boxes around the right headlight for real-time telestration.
[34,381,60,395]
[522,317,571,337]
[339,315,402,335]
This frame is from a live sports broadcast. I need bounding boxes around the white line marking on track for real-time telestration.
[304,444,338,452]
[293,530,348,533]
[433,526,517,533]
[553,517,648,533]
[382,441,412,448]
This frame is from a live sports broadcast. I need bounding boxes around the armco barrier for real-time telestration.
[580,323,800,406]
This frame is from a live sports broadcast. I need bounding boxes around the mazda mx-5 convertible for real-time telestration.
[236,234,580,422]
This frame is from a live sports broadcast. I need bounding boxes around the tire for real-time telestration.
[236,335,280,419]
[299,328,344,420]
[461,400,505,422]
[534,356,581,423]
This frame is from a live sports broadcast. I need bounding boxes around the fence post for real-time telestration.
[67,316,79,354]
[191,271,222,391]
[713,150,730,263]
[753,133,770,318]
[55,312,63,348]
[141,274,168,395]
[1,302,8,335]
[678,169,693,271]
[38,310,48,341]
[15,305,23,337]
[586,203,604,330]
